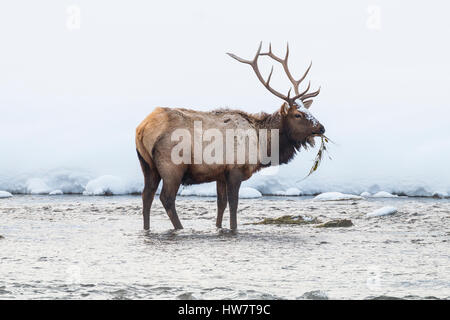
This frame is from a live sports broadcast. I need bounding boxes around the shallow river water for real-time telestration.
[0,195,449,299]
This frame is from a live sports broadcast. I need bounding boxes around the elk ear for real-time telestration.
[303,100,313,109]
[280,102,289,116]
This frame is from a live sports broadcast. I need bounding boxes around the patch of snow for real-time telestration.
[285,187,302,196]
[49,190,63,195]
[83,175,140,195]
[0,191,13,198]
[239,187,262,199]
[372,191,398,198]
[297,105,319,126]
[272,187,302,196]
[314,192,362,201]
[360,192,371,197]
[26,178,51,194]
[179,183,216,197]
[367,206,398,217]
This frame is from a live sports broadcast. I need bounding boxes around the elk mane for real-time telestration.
[214,108,316,165]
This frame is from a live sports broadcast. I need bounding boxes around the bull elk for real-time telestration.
[135,42,325,231]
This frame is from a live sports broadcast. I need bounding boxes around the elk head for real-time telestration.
[227,42,325,146]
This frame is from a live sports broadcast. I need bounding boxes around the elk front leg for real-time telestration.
[216,180,227,228]
[160,177,183,230]
[226,170,242,230]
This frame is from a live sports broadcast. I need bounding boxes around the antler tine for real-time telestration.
[226,52,252,64]
[285,42,289,61]
[227,42,320,106]
[296,61,312,87]
[252,41,263,63]
[261,42,282,63]
[261,43,302,96]
[300,86,321,101]
[295,81,311,99]
[227,42,292,103]
[226,41,263,65]
[266,66,274,85]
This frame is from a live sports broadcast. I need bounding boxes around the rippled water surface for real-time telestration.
[0,195,449,299]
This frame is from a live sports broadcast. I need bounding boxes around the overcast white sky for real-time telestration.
[1,0,449,192]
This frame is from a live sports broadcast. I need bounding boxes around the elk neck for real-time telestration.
[254,111,303,166]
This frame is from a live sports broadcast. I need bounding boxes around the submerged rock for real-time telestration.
[315,219,353,228]
[298,290,329,300]
[252,215,321,225]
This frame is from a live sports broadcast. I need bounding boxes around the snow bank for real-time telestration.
[179,183,216,197]
[26,178,51,194]
[0,191,13,198]
[367,206,398,217]
[179,185,262,198]
[239,187,262,198]
[314,192,362,201]
[83,175,141,195]
[49,190,63,195]
[371,191,398,198]
[272,188,302,196]
[0,169,448,198]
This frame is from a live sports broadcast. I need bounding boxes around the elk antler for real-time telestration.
[227,42,320,107]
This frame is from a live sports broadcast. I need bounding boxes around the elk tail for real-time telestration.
[135,128,155,172]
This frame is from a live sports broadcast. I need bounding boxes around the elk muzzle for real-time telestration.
[315,124,325,135]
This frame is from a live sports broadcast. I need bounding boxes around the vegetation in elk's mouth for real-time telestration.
[299,135,332,182]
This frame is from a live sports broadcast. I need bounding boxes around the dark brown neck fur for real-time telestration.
[253,111,306,166]
[213,108,313,167]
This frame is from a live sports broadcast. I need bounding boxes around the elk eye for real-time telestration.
[295,114,302,118]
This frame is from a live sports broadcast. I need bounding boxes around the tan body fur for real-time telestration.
[136,105,324,231]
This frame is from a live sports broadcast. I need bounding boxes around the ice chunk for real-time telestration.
[0,191,13,198]
[314,192,362,201]
[367,206,398,217]
[372,191,398,198]
[239,187,262,198]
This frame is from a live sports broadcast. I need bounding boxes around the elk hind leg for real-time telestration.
[137,150,160,230]
[160,176,183,230]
